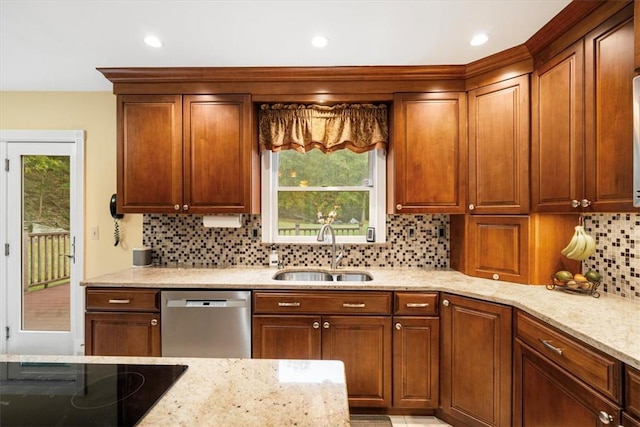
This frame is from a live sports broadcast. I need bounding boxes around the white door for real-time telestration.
[0,130,84,355]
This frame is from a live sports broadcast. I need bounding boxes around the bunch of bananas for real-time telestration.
[561,225,596,260]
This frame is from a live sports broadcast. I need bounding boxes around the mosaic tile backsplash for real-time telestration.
[583,213,639,301]
[143,214,449,269]
[142,213,638,301]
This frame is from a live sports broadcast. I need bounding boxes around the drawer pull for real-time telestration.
[539,339,563,356]
[598,411,613,424]
[278,302,301,307]
[343,303,366,308]
[108,299,131,304]
[406,302,429,308]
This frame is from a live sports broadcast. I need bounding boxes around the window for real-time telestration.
[262,149,386,244]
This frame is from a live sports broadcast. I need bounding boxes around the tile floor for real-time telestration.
[389,415,452,427]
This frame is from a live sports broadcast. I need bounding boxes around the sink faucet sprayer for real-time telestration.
[317,224,344,270]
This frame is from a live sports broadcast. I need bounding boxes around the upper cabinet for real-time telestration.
[532,5,636,213]
[468,75,530,214]
[117,94,252,214]
[392,92,467,214]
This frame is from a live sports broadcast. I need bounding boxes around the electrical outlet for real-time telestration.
[407,227,416,239]
[439,227,445,238]
[90,226,99,240]
[251,227,259,239]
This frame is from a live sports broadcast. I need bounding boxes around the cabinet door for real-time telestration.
[117,95,183,213]
[252,315,322,359]
[322,315,392,408]
[584,7,635,211]
[514,340,621,427]
[183,94,252,213]
[467,215,530,284]
[532,41,585,213]
[392,316,439,408]
[85,312,160,357]
[393,92,466,214]
[440,294,512,427]
[468,75,530,214]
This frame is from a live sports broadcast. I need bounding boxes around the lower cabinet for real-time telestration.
[252,291,392,407]
[514,310,622,426]
[84,288,161,357]
[439,293,512,427]
[393,292,439,409]
[625,365,640,426]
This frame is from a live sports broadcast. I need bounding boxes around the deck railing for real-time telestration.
[23,231,71,292]
[278,223,364,236]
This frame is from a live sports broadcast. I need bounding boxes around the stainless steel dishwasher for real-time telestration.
[161,290,251,358]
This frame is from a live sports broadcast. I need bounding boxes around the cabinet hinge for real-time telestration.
[5,326,9,340]
[4,243,8,256]
[4,159,8,172]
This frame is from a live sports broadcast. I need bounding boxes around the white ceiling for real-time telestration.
[0,0,571,92]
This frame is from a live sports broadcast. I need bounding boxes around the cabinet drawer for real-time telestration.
[253,292,391,315]
[627,365,640,421]
[86,288,160,312]
[515,310,621,402]
[394,292,438,315]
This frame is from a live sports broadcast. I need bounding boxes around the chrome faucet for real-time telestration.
[317,223,344,270]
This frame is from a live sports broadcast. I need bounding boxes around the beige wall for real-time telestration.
[0,91,143,279]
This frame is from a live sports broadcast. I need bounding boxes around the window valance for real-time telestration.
[259,103,388,153]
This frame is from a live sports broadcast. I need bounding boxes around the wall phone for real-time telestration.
[110,194,124,246]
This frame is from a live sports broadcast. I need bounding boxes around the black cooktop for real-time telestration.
[0,361,187,426]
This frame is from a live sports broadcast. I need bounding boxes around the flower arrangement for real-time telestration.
[317,205,339,225]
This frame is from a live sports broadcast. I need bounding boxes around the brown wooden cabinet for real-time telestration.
[532,5,636,213]
[467,75,530,214]
[252,291,392,408]
[392,92,467,214]
[392,292,439,409]
[439,293,512,427]
[117,93,252,214]
[450,214,580,285]
[84,288,161,357]
[514,310,623,426]
[625,365,640,426]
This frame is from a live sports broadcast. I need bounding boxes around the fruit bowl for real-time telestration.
[547,275,601,298]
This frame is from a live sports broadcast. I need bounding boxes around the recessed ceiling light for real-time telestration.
[311,36,329,48]
[144,35,163,48]
[470,33,489,46]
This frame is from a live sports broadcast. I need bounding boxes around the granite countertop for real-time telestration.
[82,266,640,370]
[0,354,350,427]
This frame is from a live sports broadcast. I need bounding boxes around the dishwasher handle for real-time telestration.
[166,298,247,308]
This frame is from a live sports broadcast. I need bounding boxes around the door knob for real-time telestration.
[570,199,580,208]
[581,199,591,208]
[150,319,158,326]
[395,323,402,330]
[323,321,330,329]
[174,204,180,211]
[313,322,320,329]
[182,204,189,211]
[443,299,450,307]
[396,204,403,211]
[469,204,475,211]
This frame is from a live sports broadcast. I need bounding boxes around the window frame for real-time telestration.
[261,149,386,244]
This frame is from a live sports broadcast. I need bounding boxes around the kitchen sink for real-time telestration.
[272,270,373,282]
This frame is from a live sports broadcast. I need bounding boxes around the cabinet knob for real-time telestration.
[313,321,320,329]
[150,319,158,326]
[182,204,189,211]
[396,204,403,211]
[442,299,450,307]
[395,322,402,330]
[323,321,330,329]
[598,411,613,424]
[174,204,180,211]
[468,204,475,211]
[581,199,592,208]
[492,273,500,280]
[570,199,580,208]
